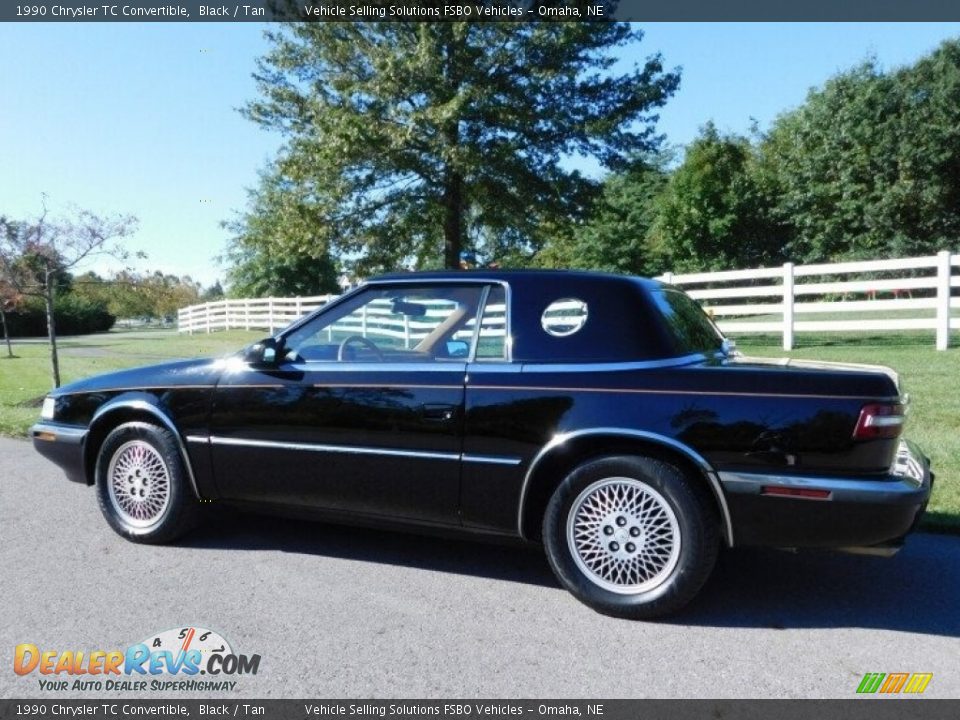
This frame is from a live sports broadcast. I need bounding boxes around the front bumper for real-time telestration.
[31,422,88,484]
[719,439,933,548]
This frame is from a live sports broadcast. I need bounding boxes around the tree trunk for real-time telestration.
[0,308,12,358]
[442,171,464,270]
[44,273,61,388]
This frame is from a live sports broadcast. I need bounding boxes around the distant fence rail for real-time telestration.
[177,295,337,336]
[659,250,959,350]
[178,251,960,350]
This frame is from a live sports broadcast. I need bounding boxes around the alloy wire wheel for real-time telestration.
[106,440,171,527]
[95,421,201,544]
[566,477,681,594]
[543,455,719,619]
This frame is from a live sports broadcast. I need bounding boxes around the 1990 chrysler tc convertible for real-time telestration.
[32,270,932,618]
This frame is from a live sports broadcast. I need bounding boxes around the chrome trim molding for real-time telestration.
[462,453,522,466]
[207,435,461,462]
[520,353,709,373]
[517,427,734,546]
[468,284,492,363]
[203,436,520,466]
[89,399,203,500]
[296,363,468,373]
[54,384,217,396]
[475,384,900,402]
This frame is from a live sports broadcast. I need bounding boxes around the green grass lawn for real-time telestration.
[0,329,262,437]
[1,327,957,532]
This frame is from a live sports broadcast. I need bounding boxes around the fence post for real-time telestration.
[404,315,411,349]
[245,300,250,331]
[224,301,230,331]
[936,250,952,351]
[662,271,674,285]
[361,305,368,338]
[268,298,275,335]
[782,262,795,351]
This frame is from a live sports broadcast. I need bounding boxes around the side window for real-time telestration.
[283,285,484,362]
[474,285,508,361]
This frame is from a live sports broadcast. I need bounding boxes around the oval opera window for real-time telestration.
[541,298,588,337]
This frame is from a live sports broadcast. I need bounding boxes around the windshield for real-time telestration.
[650,287,725,356]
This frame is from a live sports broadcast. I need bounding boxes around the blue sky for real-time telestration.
[2,22,959,287]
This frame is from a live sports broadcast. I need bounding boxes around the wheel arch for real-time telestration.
[83,395,202,499]
[517,428,733,546]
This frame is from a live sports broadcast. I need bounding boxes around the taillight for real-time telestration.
[852,403,906,440]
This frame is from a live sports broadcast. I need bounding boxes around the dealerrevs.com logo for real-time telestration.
[13,626,261,692]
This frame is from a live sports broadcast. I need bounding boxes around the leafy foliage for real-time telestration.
[0,204,137,387]
[536,156,670,275]
[72,271,204,321]
[762,40,960,261]
[649,124,787,272]
[4,294,115,337]
[224,166,339,297]
[242,23,679,272]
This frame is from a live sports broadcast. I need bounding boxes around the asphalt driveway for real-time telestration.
[1,436,957,698]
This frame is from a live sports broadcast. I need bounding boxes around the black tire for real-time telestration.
[95,421,201,544]
[542,455,719,619]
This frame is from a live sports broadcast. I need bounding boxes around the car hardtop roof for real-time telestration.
[368,268,665,291]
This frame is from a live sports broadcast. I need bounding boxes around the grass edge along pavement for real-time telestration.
[0,327,956,533]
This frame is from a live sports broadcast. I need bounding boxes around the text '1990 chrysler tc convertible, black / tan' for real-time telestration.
[31,270,933,618]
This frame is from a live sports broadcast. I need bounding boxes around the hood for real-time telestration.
[52,357,224,397]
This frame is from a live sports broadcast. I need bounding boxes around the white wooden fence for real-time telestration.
[178,295,337,336]
[178,251,960,350]
[659,250,959,350]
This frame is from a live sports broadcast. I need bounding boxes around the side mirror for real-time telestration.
[721,337,739,357]
[444,339,469,358]
[244,337,280,366]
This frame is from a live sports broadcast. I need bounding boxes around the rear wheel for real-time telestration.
[543,455,719,619]
[95,421,200,544]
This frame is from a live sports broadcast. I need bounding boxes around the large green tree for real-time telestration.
[536,156,669,275]
[762,40,960,262]
[224,167,339,297]
[243,23,679,272]
[648,124,785,273]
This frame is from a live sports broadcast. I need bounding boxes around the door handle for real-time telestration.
[422,404,456,422]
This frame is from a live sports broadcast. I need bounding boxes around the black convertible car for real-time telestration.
[32,270,932,618]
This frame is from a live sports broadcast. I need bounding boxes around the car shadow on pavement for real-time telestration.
[183,510,959,637]
[678,533,959,637]
[183,509,559,588]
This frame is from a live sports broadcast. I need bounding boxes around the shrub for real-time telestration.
[3,294,116,337]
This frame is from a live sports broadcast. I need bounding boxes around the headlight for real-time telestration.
[40,397,56,421]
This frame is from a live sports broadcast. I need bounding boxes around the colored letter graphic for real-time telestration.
[857,672,932,694]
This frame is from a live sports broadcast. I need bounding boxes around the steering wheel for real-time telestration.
[337,335,385,362]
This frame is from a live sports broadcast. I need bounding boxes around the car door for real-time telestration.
[206,282,487,527]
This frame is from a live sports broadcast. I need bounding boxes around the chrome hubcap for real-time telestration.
[567,477,681,594]
[107,440,171,528]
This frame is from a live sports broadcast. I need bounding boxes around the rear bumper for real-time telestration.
[720,439,932,548]
[31,422,88,484]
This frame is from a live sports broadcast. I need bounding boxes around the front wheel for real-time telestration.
[543,455,719,619]
[95,421,200,544]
